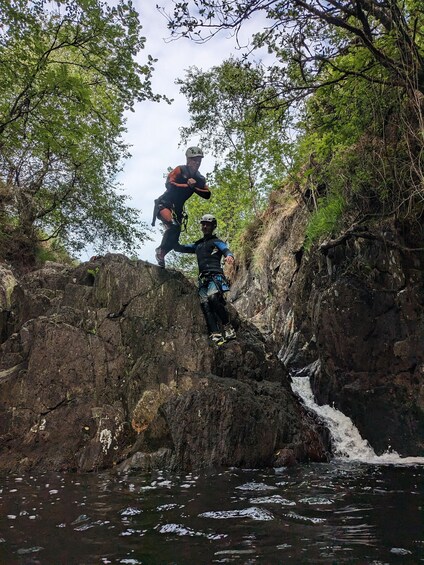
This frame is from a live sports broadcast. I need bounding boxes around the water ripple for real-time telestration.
[155,522,227,539]
[199,507,274,521]
[235,482,278,492]
[249,495,296,506]
[282,511,326,524]
[0,464,422,564]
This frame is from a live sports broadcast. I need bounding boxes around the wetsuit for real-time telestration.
[175,234,233,334]
[153,165,211,253]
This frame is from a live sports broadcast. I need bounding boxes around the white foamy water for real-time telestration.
[249,495,296,505]
[291,375,424,466]
[235,482,277,492]
[199,507,274,521]
[155,523,227,539]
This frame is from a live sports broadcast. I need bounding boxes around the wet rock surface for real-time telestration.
[0,254,328,472]
[231,202,424,456]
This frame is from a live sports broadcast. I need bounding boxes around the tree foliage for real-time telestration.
[0,0,164,264]
[162,0,424,252]
[162,0,424,99]
[294,55,424,226]
[168,58,291,270]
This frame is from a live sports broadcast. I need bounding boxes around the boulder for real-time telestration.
[0,254,328,472]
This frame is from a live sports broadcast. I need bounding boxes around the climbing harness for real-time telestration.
[198,272,230,293]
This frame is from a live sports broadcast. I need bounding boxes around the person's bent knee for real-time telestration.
[159,208,173,224]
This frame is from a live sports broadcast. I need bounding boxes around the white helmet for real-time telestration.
[185,146,204,158]
[199,214,217,227]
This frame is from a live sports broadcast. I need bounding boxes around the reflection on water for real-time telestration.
[0,462,423,564]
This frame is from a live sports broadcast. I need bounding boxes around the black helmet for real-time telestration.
[185,146,204,158]
[199,213,217,227]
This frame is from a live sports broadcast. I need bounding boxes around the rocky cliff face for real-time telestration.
[230,199,424,456]
[0,254,328,473]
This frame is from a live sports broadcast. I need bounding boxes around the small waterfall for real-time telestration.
[291,362,424,466]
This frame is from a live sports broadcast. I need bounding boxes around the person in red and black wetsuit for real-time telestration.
[152,146,211,267]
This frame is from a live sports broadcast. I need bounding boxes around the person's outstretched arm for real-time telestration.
[174,242,196,254]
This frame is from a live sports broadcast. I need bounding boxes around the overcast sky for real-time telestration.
[80,1,254,263]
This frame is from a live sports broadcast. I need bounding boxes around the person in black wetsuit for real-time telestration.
[152,146,211,267]
[175,213,236,345]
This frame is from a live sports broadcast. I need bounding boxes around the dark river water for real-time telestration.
[0,461,423,564]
